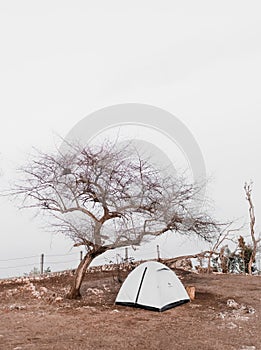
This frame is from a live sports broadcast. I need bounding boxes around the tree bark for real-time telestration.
[244,182,259,275]
[248,245,257,275]
[66,251,94,299]
[66,245,108,299]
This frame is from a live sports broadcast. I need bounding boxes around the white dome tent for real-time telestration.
[115,261,190,312]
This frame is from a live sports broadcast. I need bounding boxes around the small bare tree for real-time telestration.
[171,218,255,274]
[163,222,238,273]
[244,181,260,274]
[8,141,218,299]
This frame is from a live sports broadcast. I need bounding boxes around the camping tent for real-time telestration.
[115,261,190,312]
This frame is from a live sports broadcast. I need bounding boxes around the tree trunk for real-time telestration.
[248,245,257,275]
[244,182,259,276]
[66,245,108,299]
[66,251,94,299]
[207,253,213,274]
[219,246,228,273]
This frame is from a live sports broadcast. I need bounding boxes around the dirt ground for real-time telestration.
[0,268,260,350]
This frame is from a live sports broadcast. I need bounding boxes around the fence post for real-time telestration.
[157,245,160,261]
[80,251,83,262]
[40,253,44,274]
[125,247,128,262]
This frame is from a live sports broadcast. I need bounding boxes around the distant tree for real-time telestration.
[8,141,219,299]
[44,266,52,274]
[206,224,239,273]
[211,245,239,273]
[24,266,51,276]
[244,182,260,274]
[24,267,40,277]
[238,236,255,273]
[211,236,256,274]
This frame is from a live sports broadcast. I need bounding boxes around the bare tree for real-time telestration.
[164,223,239,273]
[8,141,218,299]
[244,181,260,274]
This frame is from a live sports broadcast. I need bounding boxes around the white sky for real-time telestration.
[0,1,260,277]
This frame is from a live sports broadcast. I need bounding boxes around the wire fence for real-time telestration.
[0,245,162,279]
[1,244,260,279]
[0,252,81,278]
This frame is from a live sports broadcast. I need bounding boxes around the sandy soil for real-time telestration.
[0,268,260,350]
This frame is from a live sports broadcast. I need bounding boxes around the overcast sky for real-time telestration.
[0,1,260,277]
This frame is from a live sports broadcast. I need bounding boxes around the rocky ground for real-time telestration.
[0,268,260,350]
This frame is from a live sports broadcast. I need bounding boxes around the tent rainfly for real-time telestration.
[115,261,190,312]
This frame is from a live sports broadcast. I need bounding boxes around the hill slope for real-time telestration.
[0,269,260,350]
